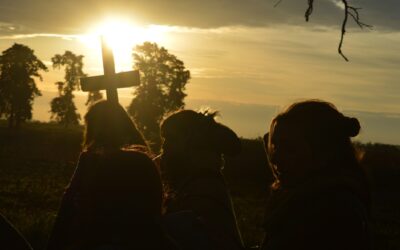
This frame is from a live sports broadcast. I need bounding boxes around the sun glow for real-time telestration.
[80,18,168,72]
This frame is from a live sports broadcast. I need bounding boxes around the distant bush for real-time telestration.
[360,143,400,191]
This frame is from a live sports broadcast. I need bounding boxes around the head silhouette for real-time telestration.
[265,100,362,189]
[83,100,147,151]
[160,110,241,189]
[161,110,241,156]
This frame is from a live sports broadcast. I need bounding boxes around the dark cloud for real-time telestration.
[350,0,400,30]
[0,0,398,35]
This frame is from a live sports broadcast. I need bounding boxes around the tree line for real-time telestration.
[0,42,190,148]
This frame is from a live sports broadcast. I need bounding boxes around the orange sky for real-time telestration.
[0,1,399,144]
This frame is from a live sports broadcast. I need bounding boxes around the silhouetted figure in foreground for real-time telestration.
[0,213,32,250]
[159,110,244,250]
[47,100,174,250]
[261,100,371,250]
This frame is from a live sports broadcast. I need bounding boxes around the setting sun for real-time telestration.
[80,18,168,72]
[1,2,400,250]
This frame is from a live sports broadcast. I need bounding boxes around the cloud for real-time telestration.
[0,33,80,40]
[346,110,400,145]
[349,0,400,30]
[0,0,398,36]
[184,98,400,145]
[31,91,400,145]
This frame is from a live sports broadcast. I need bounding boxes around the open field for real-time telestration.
[1,122,400,249]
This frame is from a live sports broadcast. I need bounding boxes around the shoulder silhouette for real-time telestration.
[0,213,32,250]
[47,100,174,250]
[160,109,244,250]
[261,100,371,250]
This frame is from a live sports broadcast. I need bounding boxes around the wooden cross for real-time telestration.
[80,36,140,103]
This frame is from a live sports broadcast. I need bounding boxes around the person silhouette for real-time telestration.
[159,110,244,250]
[47,100,174,250]
[261,100,371,250]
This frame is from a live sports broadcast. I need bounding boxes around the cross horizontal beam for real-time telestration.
[80,70,140,92]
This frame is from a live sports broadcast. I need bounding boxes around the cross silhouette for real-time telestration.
[80,37,140,103]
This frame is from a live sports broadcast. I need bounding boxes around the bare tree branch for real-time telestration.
[274,0,283,8]
[305,0,314,21]
[305,0,372,61]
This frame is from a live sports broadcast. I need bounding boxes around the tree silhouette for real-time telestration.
[50,51,85,127]
[0,43,48,128]
[128,42,190,149]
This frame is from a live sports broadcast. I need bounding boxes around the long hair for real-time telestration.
[83,100,148,151]
[266,100,365,190]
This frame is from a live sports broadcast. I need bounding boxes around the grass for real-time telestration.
[1,121,400,249]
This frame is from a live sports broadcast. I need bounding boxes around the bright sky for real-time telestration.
[0,0,399,144]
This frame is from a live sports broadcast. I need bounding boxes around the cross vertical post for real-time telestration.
[101,36,118,103]
[80,37,140,101]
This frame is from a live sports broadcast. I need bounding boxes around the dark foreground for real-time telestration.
[0,122,400,249]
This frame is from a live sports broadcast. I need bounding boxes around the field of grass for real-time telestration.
[1,121,400,249]
[0,122,82,249]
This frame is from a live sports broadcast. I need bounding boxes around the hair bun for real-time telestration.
[343,117,360,137]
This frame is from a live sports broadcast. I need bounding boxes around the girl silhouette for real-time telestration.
[159,110,244,250]
[261,100,370,250]
[47,100,173,250]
